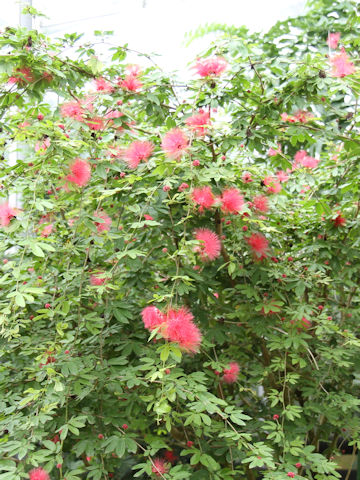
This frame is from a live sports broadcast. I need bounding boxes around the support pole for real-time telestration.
[19,0,32,29]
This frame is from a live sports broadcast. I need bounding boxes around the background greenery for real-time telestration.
[0,0,359,478]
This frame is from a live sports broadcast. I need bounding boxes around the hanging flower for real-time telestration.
[332,213,346,227]
[294,110,314,123]
[85,116,105,131]
[293,150,319,169]
[330,48,355,77]
[94,211,112,233]
[94,77,113,93]
[0,202,17,227]
[161,128,189,159]
[220,188,244,214]
[242,172,253,183]
[40,224,53,238]
[141,306,166,331]
[191,186,215,210]
[165,307,202,353]
[246,233,269,258]
[126,64,141,76]
[327,32,341,49]
[66,159,91,187]
[151,458,170,477]
[263,176,282,194]
[35,137,51,154]
[120,74,142,92]
[123,141,154,169]
[28,467,50,480]
[194,228,221,261]
[60,100,84,121]
[276,171,289,182]
[281,110,313,123]
[268,144,281,156]
[90,273,107,286]
[193,57,228,77]
[222,362,240,384]
[185,110,211,135]
[252,195,269,213]
[8,67,35,85]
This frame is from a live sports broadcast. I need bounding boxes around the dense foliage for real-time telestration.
[0,1,360,479]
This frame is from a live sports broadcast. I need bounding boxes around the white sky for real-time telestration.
[2,0,306,71]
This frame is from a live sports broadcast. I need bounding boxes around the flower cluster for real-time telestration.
[193,56,228,77]
[191,186,243,214]
[141,306,202,353]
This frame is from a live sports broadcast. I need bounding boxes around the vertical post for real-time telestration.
[13,1,33,210]
[19,0,32,29]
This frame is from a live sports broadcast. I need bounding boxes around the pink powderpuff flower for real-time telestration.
[267,182,282,194]
[126,64,141,76]
[252,195,269,213]
[333,213,346,227]
[107,145,124,159]
[94,211,112,233]
[328,32,341,49]
[79,95,95,113]
[222,362,240,384]
[268,144,281,156]
[144,214,154,221]
[220,188,244,214]
[68,218,78,227]
[66,159,91,187]
[263,176,282,194]
[141,306,165,331]
[281,112,296,123]
[28,467,50,480]
[120,74,142,92]
[40,224,53,238]
[330,48,355,77]
[186,109,211,135]
[246,233,269,258]
[161,128,189,159]
[242,172,253,183]
[276,170,289,182]
[281,111,313,123]
[300,156,319,169]
[19,121,31,129]
[105,110,124,120]
[191,186,215,210]
[0,203,17,227]
[297,317,311,329]
[293,150,319,169]
[294,110,314,123]
[60,100,84,121]
[105,110,124,131]
[85,116,105,131]
[94,77,114,93]
[123,141,154,169]
[165,307,202,353]
[151,458,169,477]
[35,137,51,154]
[194,228,221,261]
[178,183,189,192]
[90,273,107,286]
[38,213,51,230]
[42,71,53,83]
[8,67,35,84]
[193,56,228,77]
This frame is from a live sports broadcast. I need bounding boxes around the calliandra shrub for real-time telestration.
[0,1,360,480]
